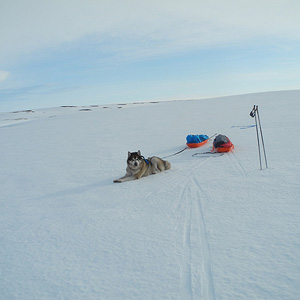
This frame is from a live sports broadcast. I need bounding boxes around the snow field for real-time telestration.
[1,90,300,299]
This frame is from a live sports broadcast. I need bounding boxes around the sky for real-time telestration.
[0,0,300,112]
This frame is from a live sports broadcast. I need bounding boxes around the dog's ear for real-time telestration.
[128,151,131,158]
[138,150,141,156]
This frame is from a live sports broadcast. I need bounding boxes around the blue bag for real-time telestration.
[186,134,209,144]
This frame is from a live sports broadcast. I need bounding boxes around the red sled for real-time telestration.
[212,135,234,153]
[187,138,209,148]
[213,142,234,153]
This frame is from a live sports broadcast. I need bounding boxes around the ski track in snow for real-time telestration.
[227,151,249,178]
[170,156,217,300]
[181,190,193,300]
[192,176,216,300]
[169,146,257,300]
[140,152,216,299]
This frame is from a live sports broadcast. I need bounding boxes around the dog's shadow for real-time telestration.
[35,178,114,201]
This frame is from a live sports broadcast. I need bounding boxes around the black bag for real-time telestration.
[213,135,230,148]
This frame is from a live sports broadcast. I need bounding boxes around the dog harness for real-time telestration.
[141,156,149,165]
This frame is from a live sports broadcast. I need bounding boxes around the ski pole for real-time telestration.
[256,106,268,169]
[254,108,262,170]
[250,105,262,170]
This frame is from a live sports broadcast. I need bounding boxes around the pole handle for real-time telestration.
[250,105,257,118]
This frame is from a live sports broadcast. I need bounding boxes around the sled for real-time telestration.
[213,142,234,153]
[187,138,209,148]
[212,135,234,153]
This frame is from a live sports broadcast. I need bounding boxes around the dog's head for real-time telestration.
[127,150,143,169]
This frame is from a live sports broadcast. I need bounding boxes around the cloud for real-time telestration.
[0,83,82,98]
[0,70,9,82]
[1,0,300,64]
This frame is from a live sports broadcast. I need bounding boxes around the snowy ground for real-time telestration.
[1,90,300,300]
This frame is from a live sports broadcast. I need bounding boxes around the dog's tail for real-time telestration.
[163,160,171,170]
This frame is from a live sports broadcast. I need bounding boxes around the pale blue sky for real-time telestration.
[1,0,300,112]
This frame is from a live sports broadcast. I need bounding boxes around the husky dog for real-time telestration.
[113,150,171,183]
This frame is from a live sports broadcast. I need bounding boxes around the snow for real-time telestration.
[1,90,300,300]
